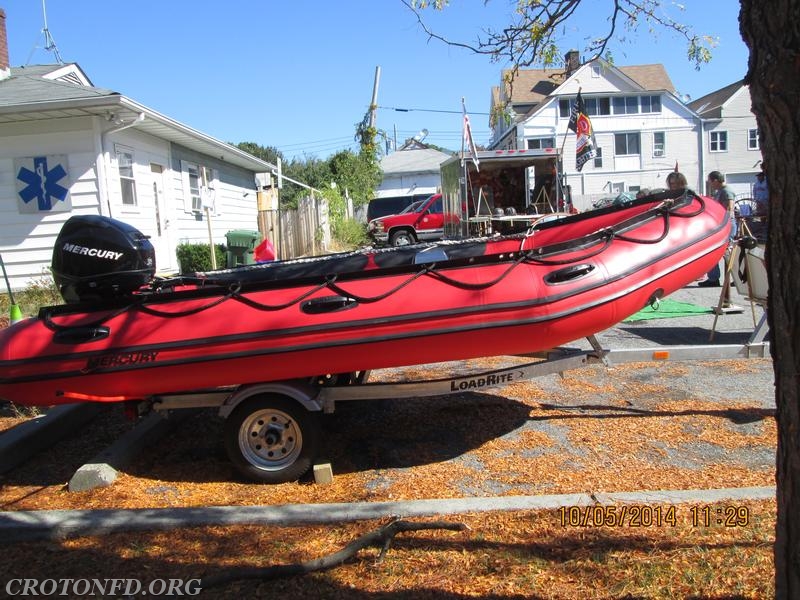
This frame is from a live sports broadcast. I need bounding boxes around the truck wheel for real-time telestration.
[224,395,320,483]
[390,230,416,247]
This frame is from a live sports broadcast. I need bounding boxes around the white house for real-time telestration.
[375,140,451,198]
[490,51,704,210]
[689,80,763,199]
[0,10,275,290]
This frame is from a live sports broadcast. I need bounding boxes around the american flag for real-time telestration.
[462,98,480,171]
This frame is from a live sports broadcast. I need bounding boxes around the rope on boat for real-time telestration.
[42,302,134,333]
[323,265,434,304]
[40,194,711,329]
[231,280,329,311]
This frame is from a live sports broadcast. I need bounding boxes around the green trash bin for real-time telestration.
[225,229,262,268]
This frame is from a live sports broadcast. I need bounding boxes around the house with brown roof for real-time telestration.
[490,51,704,209]
[689,80,763,199]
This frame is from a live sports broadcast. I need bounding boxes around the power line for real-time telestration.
[378,105,491,116]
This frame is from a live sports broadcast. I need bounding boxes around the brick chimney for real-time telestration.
[564,49,580,76]
[0,9,10,81]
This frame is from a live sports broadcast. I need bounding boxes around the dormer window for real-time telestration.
[640,96,662,113]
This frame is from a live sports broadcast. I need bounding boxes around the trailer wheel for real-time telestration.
[224,395,320,483]
[390,230,416,247]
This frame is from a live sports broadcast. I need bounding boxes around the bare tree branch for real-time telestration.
[403,0,715,71]
[200,519,467,590]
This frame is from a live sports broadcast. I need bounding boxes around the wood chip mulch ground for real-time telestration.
[0,355,777,598]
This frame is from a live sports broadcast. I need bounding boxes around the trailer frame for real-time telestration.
[147,335,771,484]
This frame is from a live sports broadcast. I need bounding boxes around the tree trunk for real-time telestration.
[739,1,800,597]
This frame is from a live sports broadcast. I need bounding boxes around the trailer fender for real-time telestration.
[219,381,322,419]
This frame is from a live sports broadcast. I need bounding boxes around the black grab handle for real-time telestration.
[544,264,596,284]
[53,326,111,345]
[301,295,358,315]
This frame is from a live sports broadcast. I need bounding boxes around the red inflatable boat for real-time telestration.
[0,190,729,407]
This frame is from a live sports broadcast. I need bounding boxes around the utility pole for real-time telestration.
[369,66,381,128]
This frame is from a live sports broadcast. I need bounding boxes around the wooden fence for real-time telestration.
[258,194,331,260]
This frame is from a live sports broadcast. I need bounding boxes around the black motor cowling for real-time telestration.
[52,215,156,304]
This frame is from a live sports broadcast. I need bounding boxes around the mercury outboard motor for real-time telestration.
[52,215,156,304]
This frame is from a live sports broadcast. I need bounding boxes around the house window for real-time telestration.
[594,147,603,168]
[560,96,611,118]
[591,65,601,78]
[527,137,555,150]
[116,147,137,206]
[183,162,216,212]
[612,96,639,115]
[585,97,610,116]
[748,128,760,150]
[640,95,662,113]
[186,163,202,212]
[653,132,666,157]
[614,132,641,155]
[710,131,728,152]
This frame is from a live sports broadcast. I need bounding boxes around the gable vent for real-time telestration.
[55,71,85,86]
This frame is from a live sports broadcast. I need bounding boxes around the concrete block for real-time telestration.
[0,403,106,474]
[313,463,333,485]
[67,409,197,492]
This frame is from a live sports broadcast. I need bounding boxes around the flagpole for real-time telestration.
[560,86,579,158]
[558,87,579,213]
[461,97,469,236]
[461,97,467,161]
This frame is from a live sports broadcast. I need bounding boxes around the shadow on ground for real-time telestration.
[617,326,764,346]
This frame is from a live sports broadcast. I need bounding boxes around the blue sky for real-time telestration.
[4,1,749,160]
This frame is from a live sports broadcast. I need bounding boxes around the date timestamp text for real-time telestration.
[558,504,750,528]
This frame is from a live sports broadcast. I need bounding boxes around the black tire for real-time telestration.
[223,395,320,483]
[390,230,416,247]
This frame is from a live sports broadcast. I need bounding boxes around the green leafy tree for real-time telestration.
[328,149,382,207]
[282,156,333,208]
[406,0,799,596]
[235,141,331,208]
[235,142,283,166]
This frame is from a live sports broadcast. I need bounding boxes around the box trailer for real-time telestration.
[440,148,570,239]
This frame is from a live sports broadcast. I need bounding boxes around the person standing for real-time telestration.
[699,171,734,287]
[753,169,769,214]
[666,171,688,191]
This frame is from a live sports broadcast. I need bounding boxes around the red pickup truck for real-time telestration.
[367,193,444,246]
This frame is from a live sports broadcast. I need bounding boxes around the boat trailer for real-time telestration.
[145,336,771,484]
